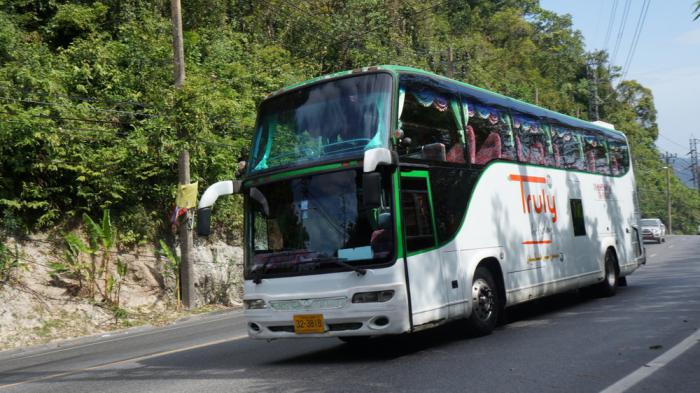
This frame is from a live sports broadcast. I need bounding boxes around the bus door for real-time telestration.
[399,170,449,326]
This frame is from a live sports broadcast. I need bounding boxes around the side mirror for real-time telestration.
[197,207,212,236]
[362,172,381,209]
[363,147,396,172]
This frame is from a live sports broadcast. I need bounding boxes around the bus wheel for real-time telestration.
[596,250,618,297]
[467,267,500,335]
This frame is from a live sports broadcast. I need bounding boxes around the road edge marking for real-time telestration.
[600,328,700,393]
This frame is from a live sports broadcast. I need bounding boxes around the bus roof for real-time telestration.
[265,65,626,139]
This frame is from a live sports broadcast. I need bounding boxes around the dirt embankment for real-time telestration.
[0,234,243,351]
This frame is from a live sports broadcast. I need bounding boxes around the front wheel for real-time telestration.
[467,267,501,335]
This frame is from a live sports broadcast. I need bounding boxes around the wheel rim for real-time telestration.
[472,279,495,322]
[605,253,616,287]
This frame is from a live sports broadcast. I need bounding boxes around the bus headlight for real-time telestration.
[244,299,267,309]
[352,290,395,303]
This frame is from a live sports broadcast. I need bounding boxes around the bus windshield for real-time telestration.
[250,73,393,172]
[247,169,394,278]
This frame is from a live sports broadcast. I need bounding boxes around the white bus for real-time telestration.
[198,65,646,340]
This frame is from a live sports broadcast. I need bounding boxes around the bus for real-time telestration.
[197,65,646,340]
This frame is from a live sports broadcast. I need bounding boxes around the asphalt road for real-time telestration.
[1,236,699,393]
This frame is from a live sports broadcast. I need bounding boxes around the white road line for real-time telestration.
[0,334,248,390]
[649,254,657,258]
[600,328,700,393]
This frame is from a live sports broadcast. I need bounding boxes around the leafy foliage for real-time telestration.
[0,240,23,284]
[0,0,698,235]
[158,239,181,309]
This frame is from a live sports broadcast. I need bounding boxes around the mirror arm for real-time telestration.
[198,180,242,210]
[197,180,242,237]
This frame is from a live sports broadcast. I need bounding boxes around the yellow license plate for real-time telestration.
[293,314,325,334]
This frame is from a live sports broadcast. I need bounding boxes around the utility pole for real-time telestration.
[171,0,194,309]
[586,57,601,121]
[662,151,677,234]
[690,138,699,195]
[171,0,185,88]
[447,46,454,78]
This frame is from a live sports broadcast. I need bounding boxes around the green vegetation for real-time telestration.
[0,240,23,283]
[158,239,181,309]
[50,209,128,305]
[0,1,698,235]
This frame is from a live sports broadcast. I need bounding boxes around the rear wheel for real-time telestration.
[595,249,618,297]
[467,267,500,335]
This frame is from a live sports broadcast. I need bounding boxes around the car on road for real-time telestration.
[641,218,666,243]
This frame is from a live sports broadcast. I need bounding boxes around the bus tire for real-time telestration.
[467,267,500,335]
[596,249,618,297]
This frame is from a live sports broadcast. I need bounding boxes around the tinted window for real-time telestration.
[552,125,584,170]
[609,137,629,175]
[583,133,610,174]
[401,176,436,253]
[512,113,550,166]
[398,77,463,163]
[570,199,586,236]
[251,74,392,172]
[465,101,515,165]
[429,167,479,244]
[247,169,394,278]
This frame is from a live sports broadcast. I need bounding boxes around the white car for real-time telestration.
[641,218,666,243]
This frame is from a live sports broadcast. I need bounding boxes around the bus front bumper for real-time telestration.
[243,285,410,339]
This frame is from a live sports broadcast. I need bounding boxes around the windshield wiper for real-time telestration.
[252,250,311,284]
[301,256,367,276]
[252,260,271,284]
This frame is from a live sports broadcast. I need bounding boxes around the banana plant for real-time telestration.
[82,210,117,302]
[159,239,181,309]
[51,233,91,291]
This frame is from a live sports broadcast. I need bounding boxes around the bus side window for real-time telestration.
[512,113,547,165]
[570,199,586,236]
[401,176,436,253]
[467,103,511,164]
[398,78,462,163]
[583,133,609,174]
[558,127,584,170]
[609,137,629,175]
[597,136,611,175]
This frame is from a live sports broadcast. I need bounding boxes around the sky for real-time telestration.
[540,0,700,165]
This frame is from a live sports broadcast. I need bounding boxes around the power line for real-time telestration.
[610,0,632,67]
[620,0,651,81]
[603,0,619,52]
[657,132,688,150]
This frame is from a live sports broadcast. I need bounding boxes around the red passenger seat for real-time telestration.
[586,150,596,172]
[552,144,561,167]
[446,143,466,163]
[475,132,502,165]
[466,125,476,164]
